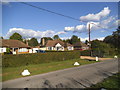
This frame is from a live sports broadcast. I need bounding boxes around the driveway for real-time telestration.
[2,59,118,88]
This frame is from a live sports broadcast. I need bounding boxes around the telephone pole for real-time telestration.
[88,23,92,56]
[88,23,91,44]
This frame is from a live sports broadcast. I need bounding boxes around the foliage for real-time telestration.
[28,38,38,47]
[4,48,11,54]
[9,33,23,41]
[80,50,91,56]
[0,36,3,39]
[85,40,89,45]
[91,39,115,57]
[91,73,120,88]
[53,35,60,40]
[104,26,120,54]
[70,35,80,44]
[63,39,71,44]
[62,35,80,44]
[2,51,80,67]
[40,37,53,45]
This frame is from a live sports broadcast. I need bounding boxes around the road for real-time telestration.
[2,59,118,88]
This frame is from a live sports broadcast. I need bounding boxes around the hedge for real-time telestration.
[80,50,116,57]
[80,50,91,56]
[2,51,80,67]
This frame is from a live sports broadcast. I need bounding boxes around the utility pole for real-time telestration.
[88,23,92,56]
[88,23,91,44]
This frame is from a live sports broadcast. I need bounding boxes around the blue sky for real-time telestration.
[2,2,119,42]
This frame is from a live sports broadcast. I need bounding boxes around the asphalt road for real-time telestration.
[2,59,118,88]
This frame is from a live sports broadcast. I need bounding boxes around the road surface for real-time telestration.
[2,59,118,88]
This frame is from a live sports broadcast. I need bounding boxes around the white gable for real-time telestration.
[55,43,62,47]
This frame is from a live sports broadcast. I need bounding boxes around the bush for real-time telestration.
[2,51,80,67]
[80,50,91,56]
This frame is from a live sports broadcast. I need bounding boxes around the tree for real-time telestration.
[63,39,71,44]
[10,33,23,41]
[53,35,60,40]
[28,38,38,47]
[70,35,80,44]
[85,40,89,45]
[40,37,53,45]
[91,39,115,57]
[0,36,3,39]
[103,26,120,53]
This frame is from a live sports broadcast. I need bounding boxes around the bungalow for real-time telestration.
[31,46,40,53]
[73,42,89,50]
[45,40,74,51]
[0,39,30,54]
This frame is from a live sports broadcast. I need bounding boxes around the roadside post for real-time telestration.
[96,56,99,61]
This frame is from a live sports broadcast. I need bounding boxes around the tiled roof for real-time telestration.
[73,42,88,47]
[0,39,30,48]
[46,40,73,47]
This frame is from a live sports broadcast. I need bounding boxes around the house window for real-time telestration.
[68,46,73,50]
[19,48,28,52]
[0,48,3,53]
[48,47,52,50]
[56,47,63,51]
[57,47,59,51]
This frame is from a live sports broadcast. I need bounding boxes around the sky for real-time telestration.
[2,2,119,42]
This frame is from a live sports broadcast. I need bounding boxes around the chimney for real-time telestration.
[26,40,28,46]
[42,38,45,46]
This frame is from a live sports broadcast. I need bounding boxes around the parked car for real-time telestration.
[36,50,46,53]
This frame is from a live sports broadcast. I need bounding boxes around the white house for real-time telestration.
[0,39,30,54]
[45,40,74,51]
[73,42,89,50]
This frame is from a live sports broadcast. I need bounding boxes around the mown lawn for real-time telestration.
[90,73,120,89]
[2,59,98,81]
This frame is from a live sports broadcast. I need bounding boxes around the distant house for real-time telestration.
[45,40,74,51]
[0,39,30,54]
[30,46,40,53]
[73,42,89,50]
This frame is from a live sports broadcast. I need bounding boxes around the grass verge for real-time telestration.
[2,59,98,81]
[90,73,120,89]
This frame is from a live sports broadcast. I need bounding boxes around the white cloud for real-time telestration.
[100,16,115,29]
[5,28,56,39]
[96,37,105,41]
[64,16,118,34]
[64,25,87,33]
[80,7,111,21]
[109,19,120,29]
[56,31,66,35]
[80,37,105,42]
[80,37,89,42]
[64,27,75,32]
[60,36,104,42]
[1,0,10,4]
[75,24,86,33]
[86,21,100,30]
[4,28,67,43]
[60,37,71,40]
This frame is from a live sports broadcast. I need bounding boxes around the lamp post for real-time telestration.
[88,23,92,56]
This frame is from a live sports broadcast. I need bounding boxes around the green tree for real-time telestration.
[10,33,23,41]
[91,39,115,57]
[40,37,53,45]
[85,40,89,45]
[70,35,80,44]
[62,39,71,44]
[104,26,120,53]
[28,38,38,47]
[53,35,60,40]
[0,36,3,39]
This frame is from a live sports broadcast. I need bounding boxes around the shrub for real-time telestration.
[80,50,91,56]
[2,51,80,67]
